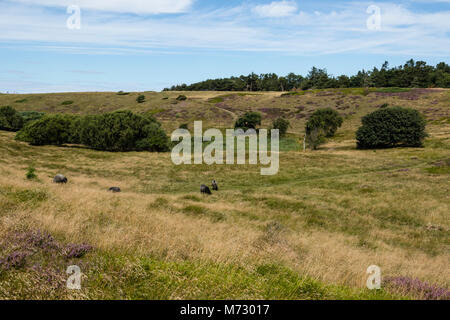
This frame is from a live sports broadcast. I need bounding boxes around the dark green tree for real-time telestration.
[356,107,427,149]
[234,112,262,131]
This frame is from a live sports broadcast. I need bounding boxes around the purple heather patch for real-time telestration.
[64,243,93,259]
[384,276,450,300]
[0,251,29,270]
[21,230,61,251]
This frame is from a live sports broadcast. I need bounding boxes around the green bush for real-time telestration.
[79,111,169,152]
[176,95,187,101]
[234,112,262,131]
[135,123,170,152]
[305,108,343,150]
[61,100,74,105]
[305,127,325,150]
[306,108,343,138]
[356,107,427,149]
[0,106,24,131]
[26,167,37,180]
[15,110,169,152]
[272,117,290,136]
[15,114,80,146]
[136,95,146,103]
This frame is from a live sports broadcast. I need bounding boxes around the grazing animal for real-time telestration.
[108,187,121,193]
[212,180,219,191]
[200,184,212,195]
[53,174,67,184]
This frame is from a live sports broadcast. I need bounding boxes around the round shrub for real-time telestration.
[0,106,24,131]
[356,107,427,149]
[176,95,187,101]
[306,108,343,138]
[136,95,146,103]
[15,114,79,146]
[234,112,262,131]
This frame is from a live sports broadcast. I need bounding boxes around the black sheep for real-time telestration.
[53,174,67,184]
[201,185,212,195]
[212,180,219,191]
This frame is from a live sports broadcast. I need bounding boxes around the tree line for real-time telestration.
[164,59,450,91]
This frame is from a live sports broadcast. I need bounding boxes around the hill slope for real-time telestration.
[0,89,449,299]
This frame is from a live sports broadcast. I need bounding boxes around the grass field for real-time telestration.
[0,89,449,299]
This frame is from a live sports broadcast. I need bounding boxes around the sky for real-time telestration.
[1,0,449,93]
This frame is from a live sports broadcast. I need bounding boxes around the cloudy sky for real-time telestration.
[1,0,449,93]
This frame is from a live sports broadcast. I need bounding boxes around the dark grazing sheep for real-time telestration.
[108,187,121,193]
[53,174,67,184]
[200,184,212,195]
[212,180,219,191]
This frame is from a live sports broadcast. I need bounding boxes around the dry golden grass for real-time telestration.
[0,89,449,299]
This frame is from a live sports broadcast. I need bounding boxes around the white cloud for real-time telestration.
[253,1,298,18]
[0,1,449,57]
[13,0,194,14]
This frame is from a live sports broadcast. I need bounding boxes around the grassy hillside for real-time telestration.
[2,88,449,133]
[0,89,449,299]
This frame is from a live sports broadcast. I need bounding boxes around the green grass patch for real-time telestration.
[374,88,412,93]
[424,166,450,174]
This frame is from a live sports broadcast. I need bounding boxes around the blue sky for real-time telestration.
[1,0,449,93]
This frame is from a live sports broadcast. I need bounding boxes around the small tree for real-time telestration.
[234,112,262,131]
[306,108,343,138]
[179,123,189,130]
[0,106,24,131]
[356,107,427,149]
[305,127,325,150]
[136,95,146,103]
[305,108,343,150]
[272,117,290,136]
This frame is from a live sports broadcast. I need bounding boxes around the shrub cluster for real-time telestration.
[356,107,427,149]
[16,110,170,152]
